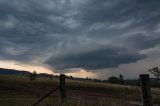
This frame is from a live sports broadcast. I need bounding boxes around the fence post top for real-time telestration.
[139,74,149,77]
[60,74,65,78]
[60,74,65,76]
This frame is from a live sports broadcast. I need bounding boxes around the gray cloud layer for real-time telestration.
[46,46,146,70]
[0,0,160,71]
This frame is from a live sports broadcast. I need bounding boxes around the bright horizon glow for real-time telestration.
[65,69,97,78]
[0,60,54,74]
[0,60,96,78]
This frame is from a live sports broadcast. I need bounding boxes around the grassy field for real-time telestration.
[0,75,160,106]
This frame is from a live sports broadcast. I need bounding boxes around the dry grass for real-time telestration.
[0,96,139,106]
[0,75,160,106]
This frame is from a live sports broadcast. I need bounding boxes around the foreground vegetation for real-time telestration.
[0,75,160,106]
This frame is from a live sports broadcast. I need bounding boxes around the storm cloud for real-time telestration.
[46,46,146,70]
[0,0,160,73]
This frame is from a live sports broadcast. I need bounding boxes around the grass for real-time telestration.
[0,75,160,106]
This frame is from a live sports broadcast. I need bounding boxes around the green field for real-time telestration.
[0,75,160,106]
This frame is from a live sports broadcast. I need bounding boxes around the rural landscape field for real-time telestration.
[0,74,160,106]
[1,0,160,106]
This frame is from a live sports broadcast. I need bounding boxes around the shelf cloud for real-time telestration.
[0,0,160,78]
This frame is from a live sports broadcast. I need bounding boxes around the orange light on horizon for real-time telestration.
[65,69,96,78]
[0,60,97,78]
[0,60,54,74]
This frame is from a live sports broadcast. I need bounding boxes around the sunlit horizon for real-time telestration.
[0,60,98,79]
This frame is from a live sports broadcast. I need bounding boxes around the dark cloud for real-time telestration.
[0,0,160,71]
[121,34,160,51]
[46,46,146,70]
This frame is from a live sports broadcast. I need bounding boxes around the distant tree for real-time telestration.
[149,67,160,78]
[148,67,160,84]
[108,74,124,84]
[108,76,120,84]
[69,75,73,80]
[119,74,124,84]
[93,78,101,82]
[49,74,53,79]
[29,70,37,80]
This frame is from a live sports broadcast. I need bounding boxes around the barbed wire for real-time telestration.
[31,87,59,106]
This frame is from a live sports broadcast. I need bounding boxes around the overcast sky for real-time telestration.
[0,0,160,79]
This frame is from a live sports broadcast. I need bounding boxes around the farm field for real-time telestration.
[0,75,160,106]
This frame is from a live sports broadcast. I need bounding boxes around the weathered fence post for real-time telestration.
[59,74,66,102]
[140,74,152,106]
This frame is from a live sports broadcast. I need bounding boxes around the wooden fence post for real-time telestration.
[59,74,66,102]
[139,74,152,106]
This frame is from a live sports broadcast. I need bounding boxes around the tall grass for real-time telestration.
[0,75,160,106]
[0,96,139,106]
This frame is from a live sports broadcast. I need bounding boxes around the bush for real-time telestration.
[29,71,37,81]
[108,75,124,84]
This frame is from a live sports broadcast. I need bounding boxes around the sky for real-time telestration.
[0,0,160,79]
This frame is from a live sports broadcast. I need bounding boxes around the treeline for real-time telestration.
[0,68,159,87]
[0,68,30,75]
[0,68,124,83]
[0,68,53,80]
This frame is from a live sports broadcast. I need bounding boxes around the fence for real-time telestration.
[31,74,153,106]
[139,74,152,106]
[31,74,66,106]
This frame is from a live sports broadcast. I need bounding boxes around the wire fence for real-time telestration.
[31,87,59,106]
[29,74,154,106]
